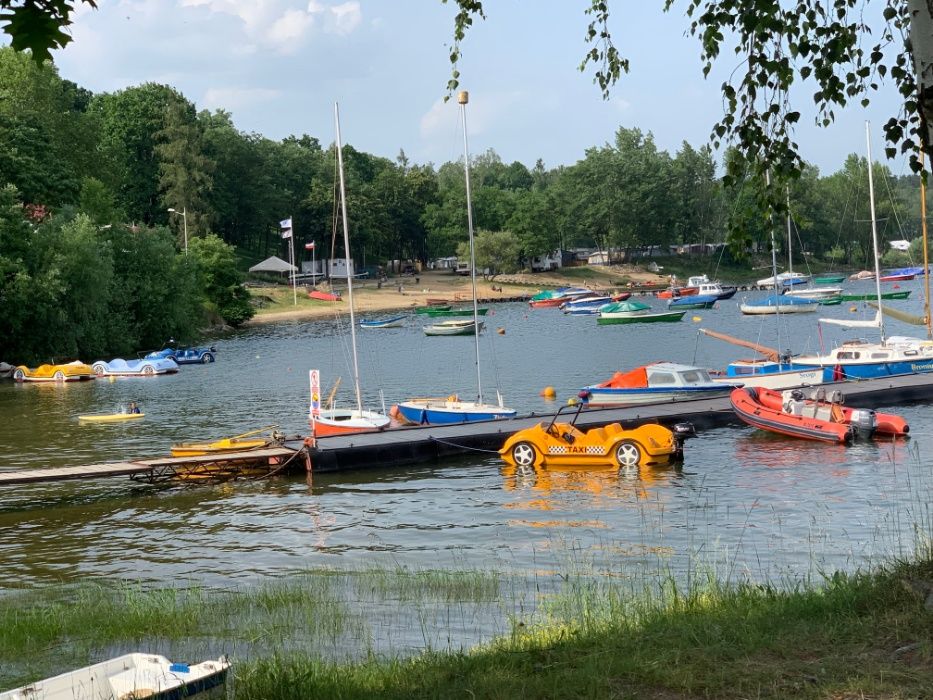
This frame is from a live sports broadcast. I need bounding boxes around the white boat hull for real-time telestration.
[782,286,842,300]
[0,654,229,700]
[713,368,823,390]
[740,302,816,315]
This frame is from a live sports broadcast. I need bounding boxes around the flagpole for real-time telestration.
[312,241,316,289]
[290,216,297,305]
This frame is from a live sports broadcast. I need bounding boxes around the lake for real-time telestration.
[1,282,930,655]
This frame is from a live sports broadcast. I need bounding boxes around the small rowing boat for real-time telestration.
[0,653,229,700]
[360,315,407,328]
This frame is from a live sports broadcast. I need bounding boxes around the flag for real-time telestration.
[305,241,316,251]
[280,217,293,239]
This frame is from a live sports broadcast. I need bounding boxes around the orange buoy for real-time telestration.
[497,327,505,335]
[540,386,556,399]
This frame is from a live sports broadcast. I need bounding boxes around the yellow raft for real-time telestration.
[78,413,145,423]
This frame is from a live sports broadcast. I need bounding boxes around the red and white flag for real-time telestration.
[305,241,316,250]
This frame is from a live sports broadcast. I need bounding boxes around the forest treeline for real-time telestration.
[0,48,930,362]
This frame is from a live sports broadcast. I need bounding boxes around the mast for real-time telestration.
[765,170,783,352]
[458,90,483,403]
[922,149,931,339]
[334,102,363,413]
[786,187,793,277]
[865,122,886,343]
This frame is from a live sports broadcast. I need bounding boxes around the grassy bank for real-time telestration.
[1,556,930,699]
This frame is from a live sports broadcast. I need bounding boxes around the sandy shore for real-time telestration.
[245,268,667,326]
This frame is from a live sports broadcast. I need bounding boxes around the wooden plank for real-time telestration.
[0,462,152,485]
[0,448,299,487]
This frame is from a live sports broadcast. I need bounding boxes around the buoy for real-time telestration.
[849,306,858,312]
[692,315,702,322]
[567,397,578,406]
[540,386,556,399]
[497,327,506,335]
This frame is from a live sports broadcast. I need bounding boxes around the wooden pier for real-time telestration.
[0,447,303,486]
[2,372,931,486]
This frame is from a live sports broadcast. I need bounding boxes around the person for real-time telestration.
[127,401,140,414]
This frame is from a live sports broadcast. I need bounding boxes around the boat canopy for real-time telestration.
[600,300,651,314]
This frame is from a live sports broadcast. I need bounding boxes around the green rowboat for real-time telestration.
[838,291,911,301]
[422,307,489,317]
[818,296,843,306]
[814,274,846,284]
[414,305,451,314]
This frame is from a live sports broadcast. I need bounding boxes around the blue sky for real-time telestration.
[49,0,905,175]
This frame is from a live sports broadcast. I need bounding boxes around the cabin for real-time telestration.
[530,250,563,272]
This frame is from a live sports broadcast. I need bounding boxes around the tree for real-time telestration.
[155,100,215,242]
[456,229,521,277]
[444,1,933,195]
[188,234,254,327]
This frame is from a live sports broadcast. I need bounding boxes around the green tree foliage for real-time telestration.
[188,234,254,328]
[155,100,215,241]
[456,230,521,277]
[90,83,191,225]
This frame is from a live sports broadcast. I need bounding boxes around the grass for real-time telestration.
[234,558,933,699]
[1,556,930,698]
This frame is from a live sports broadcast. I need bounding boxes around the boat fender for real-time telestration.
[829,390,845,404]
[446,394,459,402]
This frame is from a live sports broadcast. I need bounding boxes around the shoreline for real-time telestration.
[244,268,669,326]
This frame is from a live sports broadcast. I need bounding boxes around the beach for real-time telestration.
[245,267,668,325]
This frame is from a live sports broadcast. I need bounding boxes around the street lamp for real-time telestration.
[167,207,188,256]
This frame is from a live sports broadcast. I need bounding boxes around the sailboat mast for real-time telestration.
[785,187,793,277]
[921,149,931,339]
[765,170,783,352]
[334,102,363,413]
[458,90,483,403]
[865,121,886,343]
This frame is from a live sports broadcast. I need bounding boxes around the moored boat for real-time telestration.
[730,386,908,443]
[837,290,911,301]
[13,361,96,382]
[668,294,717,310]
[581,362,741,406]
[814,274,846,284]
[756,271,809,287]
[782,285,843,300]
[597,300,685,324]
[170,435,271,457]
[739,294,818,315]
[0,653,230,700]
[360,315,407,328]
[423,319,484,336]
[529,287,592,308]
[414,304,451,314]
[308,290,342,301]
[394,395,516,425]
[422,306,489,317]
[878,272,916,282]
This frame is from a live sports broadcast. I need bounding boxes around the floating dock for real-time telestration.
[2,372,932,485]
[306,372,933,472]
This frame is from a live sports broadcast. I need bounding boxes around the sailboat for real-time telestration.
[790,122,933,381]
[394,91,517,425]
[309,104,392,437]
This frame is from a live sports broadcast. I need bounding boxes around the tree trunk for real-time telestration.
[909,0,933,162]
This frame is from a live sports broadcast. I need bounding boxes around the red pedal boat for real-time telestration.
[730,386,908,444]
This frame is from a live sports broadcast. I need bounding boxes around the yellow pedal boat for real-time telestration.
[78,412,145,423]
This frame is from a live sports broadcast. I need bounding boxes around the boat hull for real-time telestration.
[423,320,484,336]
[78,413,145,423]
[597,311,685,324]
[838,291,911,301]
[395,399,517,425]
[170,437,269,457]
[583,386,734,407]
[423,307,489,317]
[740,302,817,315]
[311,409,392,436]
[360,316,407,328]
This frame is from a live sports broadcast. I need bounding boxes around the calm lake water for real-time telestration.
[1,281,931,655]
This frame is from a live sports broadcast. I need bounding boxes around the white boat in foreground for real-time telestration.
[0,653,230,700]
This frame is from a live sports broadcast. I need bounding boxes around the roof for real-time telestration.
[248,255,297,273]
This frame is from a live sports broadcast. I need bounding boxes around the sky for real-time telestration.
[41,0,908,175]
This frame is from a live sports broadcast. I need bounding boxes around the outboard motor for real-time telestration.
[848,409,876,439]
[670,422,696,459]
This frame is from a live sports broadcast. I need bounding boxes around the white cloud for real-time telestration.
[309,0,361,35]
[202,86,283,111]
[267,8,315,48]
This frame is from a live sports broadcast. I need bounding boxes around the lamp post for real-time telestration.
[167,207,188,256]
